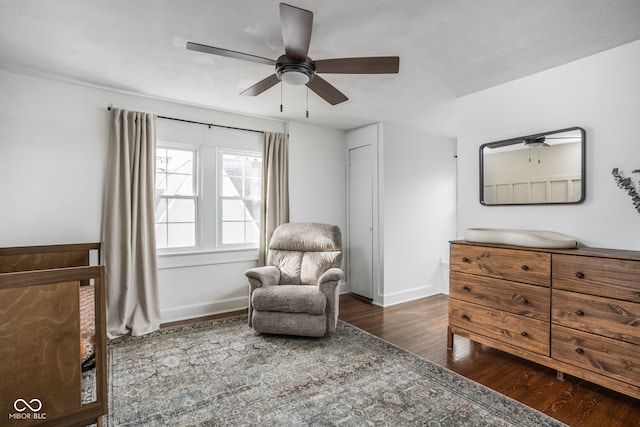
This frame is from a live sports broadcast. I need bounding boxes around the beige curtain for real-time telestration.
[259,132,290,265]
[102,108,161,339]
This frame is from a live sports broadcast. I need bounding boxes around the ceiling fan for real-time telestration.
[487,135,565,149]
[186,3,400,105]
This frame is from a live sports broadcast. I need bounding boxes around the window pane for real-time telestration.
[245,200,260,221]
[218,149,262,247]
[155,198,168,222]
[155,223,168,249]
[166,174,193,196]
[222,155,243,176]
[155,172,167,195]
[244,178,260,198]
[246,221,259,243]
[166,149,194,174]
[156,148,168,173]
[155,145,198,250]
[221,176,243,197]
[167,199,195,222]
[245,157,262,177]
[221,222,245,245]
[156,147,195,197]
[222,199,246,221]
[167,223,195,248]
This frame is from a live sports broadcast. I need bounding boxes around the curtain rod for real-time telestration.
[107,106,264,134]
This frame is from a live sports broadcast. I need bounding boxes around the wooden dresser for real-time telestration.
[448,240,640,399]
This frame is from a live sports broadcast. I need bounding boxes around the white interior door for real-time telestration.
[348,144,373,299]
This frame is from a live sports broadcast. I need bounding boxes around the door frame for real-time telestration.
[346,123,383,306]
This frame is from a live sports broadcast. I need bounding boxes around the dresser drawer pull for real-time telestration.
[462,285,471,291]
[520,331,528,337]
[575,272,585,279]
[461,257,470,263]
[575,309,585,316]
[460,314,470,321]
[521,265,529,271]
[575,347,585,355]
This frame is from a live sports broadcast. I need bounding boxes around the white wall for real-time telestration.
[380,123,457,305]
[0,72,108,245]
[457,40,640,250]
[288,121,346,232]
[0,70,346,322]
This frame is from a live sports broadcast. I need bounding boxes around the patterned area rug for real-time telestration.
[107,317,566,426]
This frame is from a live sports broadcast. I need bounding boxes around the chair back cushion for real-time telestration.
[267,223,342,285]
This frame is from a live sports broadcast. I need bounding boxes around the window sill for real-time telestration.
[157,248,259,270]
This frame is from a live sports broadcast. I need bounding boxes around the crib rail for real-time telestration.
[0,243,107,427]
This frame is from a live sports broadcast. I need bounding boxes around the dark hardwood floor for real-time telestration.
[337,293,640,427]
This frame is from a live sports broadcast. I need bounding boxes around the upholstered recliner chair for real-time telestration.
[245,222,344,337]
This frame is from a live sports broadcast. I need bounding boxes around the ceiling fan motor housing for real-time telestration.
[276,55,316,85]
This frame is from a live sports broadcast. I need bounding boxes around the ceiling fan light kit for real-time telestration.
[186,3,399,107]
[276,55,315,86]
[523,136,548,147]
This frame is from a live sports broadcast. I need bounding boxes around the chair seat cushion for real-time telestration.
[252,285,326,315]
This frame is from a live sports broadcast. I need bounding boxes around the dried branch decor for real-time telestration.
[612,168,640,215]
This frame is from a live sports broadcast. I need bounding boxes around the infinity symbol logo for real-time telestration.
[13,398,43,412]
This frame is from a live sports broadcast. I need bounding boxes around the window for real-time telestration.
[219,150,262,246]
[154,123,263,254]
[155,146,198,250]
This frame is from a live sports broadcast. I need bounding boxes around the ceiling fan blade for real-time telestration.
[306,75,348,105]
[315,57,400,74]
[485,139,523,149]
[280,3,313,61]
[240,74,280,96]
[186,42,276,66]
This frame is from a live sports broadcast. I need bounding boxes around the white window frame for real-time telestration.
[155,142,201,254]
[154,123,264,267]
[216,148,262,249]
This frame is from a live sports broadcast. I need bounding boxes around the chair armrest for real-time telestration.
[318,268,342,297]
[318,268,344,335]
[245,266,280,328]
[318,268,344,287]
[245,266,280,291]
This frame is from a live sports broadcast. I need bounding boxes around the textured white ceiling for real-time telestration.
[1,0,640,136]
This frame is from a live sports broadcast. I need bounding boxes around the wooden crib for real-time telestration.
[0,243,107,427]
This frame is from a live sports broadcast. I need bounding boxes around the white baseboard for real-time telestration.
[161,296,248,324]
[376,284,443,307]
[339,280,348,294]
[162,281,351,324]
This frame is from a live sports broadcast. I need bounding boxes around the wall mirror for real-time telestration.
[480,127,585,205]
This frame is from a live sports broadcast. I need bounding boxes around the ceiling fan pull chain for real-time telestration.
[280,83,283,113]
[306,87,309,118]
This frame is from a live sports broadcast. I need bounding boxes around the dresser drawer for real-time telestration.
[551,289,640,346]
[553,254,640,303]
[449,299,550,355]
[450,271,550,321]
[552,325,640,387]
[450,244,550,286]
